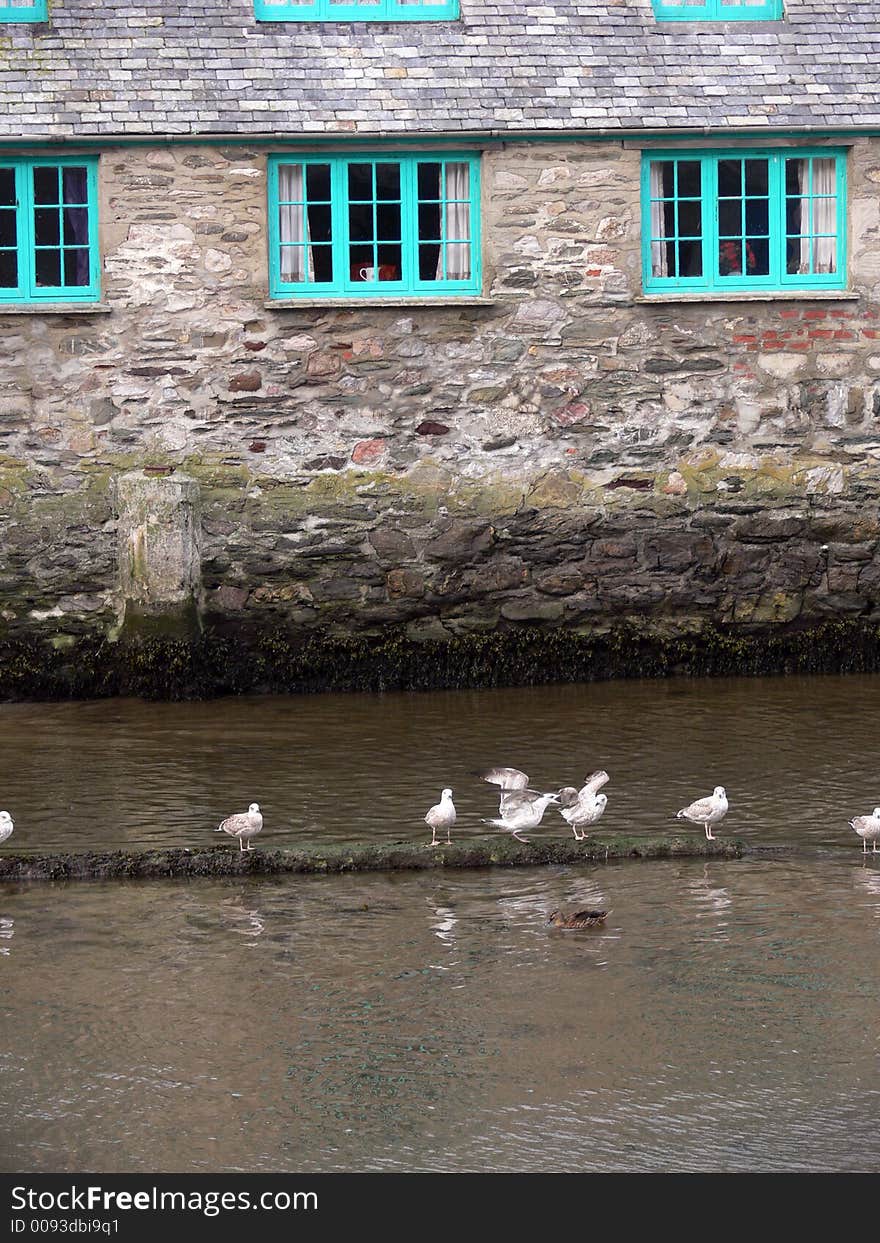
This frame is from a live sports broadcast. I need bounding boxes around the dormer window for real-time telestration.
[651,0,782,20]
[0,1,48,21]
[255,0,459,20]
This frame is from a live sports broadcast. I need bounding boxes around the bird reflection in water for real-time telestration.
[0,916,13,956]
[220,894,266,940]
[686,864,732,940]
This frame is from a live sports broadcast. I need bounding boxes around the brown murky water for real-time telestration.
[1,676,879,1171]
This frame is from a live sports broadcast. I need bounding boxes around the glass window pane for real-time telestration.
[0,210,16,248]
[33,166,59,205]
[63,206,89,246]
[419,243,441,280]
[63,249,90,287]
[417,162,441,200]
[718,199,741,237]
[61,166,88,205]
[418,201,441,241]
[348,204,374,243]
[677,200,701,237]
[35,248,61,287]
[718,239,743,275]
[378,203,401,241]
[376,164,400,201]
[307,203,332,244]
[747,199,769,236]
[34,208,59,246]
[746,237,770,275]
[347,164,373,202]
[0,250,17,288]
[0,169,15,207]
[677,239,702,278]
[377,246,401,280]
[676,161,701,198]
[444,241,470,280]
[717,159,742,197]
[306,164,331,201]
[744,159,769,196]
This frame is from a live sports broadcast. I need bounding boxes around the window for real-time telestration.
[0,1,47,21]
[641,150,846,295]
[268,154,481,299]
[255,0,458,21]
[0,157,100,304]
[651,0,782,19]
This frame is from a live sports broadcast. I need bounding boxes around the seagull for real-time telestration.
[215,803,263,852]
[0,811,13,846]
[849,807,880,854]
[675,786,728,841]
[560,791,608,841]
[547,909,609,929]
[477,766,534,813]
[484,791,559,843]
[425,788,456,847]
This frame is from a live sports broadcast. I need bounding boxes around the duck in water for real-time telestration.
[547,909,609,929]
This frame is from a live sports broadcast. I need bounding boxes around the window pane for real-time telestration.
[0,210,16,248]
[744,158,768,196]
[676,161,701,198]
[376,164,400,201]
[306,163,331,201]
[63,206,89,246]
[0,250,17,288]
[377,246,401,280]
[35,248,61,286]
[308,203,332,243]
[33,166,59,205]
[34,208,59,246]
[418,163,441,199]
[718,199,740,237]
[717,159,742,197]
[677,240,702,278]
[419,243,441,280]
[0,168,15,207]
[347,164,373,202]
[61,166,88,205]
[418,201,441,241]
[348,203,373,243]
[677,200,701,237]
[63,249,90,287]
[746,237,770,275]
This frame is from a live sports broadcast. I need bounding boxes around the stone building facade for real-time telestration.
[3,2,880,661]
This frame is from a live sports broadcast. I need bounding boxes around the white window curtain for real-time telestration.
[812,158,837,274]
[278,164,313,283]
[438,163,471,280]
[650,162,668,278]
[795,158,837,275]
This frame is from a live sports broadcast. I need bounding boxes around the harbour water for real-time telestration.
[1,675,878,1172]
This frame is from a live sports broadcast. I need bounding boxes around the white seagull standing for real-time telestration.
[675,786,728,841]
[425,788,456,847]
[0,811,13,846]
[485,791,559,843]
[849,807,880,854]
[215,802,263,852]
[560,791,608,841]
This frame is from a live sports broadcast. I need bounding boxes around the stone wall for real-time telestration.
[3,136,880,650]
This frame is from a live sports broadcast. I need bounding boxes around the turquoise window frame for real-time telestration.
[641,149,847,295]
[268,153,482,299]
[254,0,459,21]
[651,0,782,20]
[0,156,101,304]
[0,1,47,20]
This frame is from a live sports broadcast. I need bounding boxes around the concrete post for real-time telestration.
[116,470,202,638]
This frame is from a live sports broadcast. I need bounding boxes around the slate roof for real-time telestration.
[2,1,880,139]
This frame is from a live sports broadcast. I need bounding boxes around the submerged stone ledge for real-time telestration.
[0,835,762,882]
[3,619,880,702]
